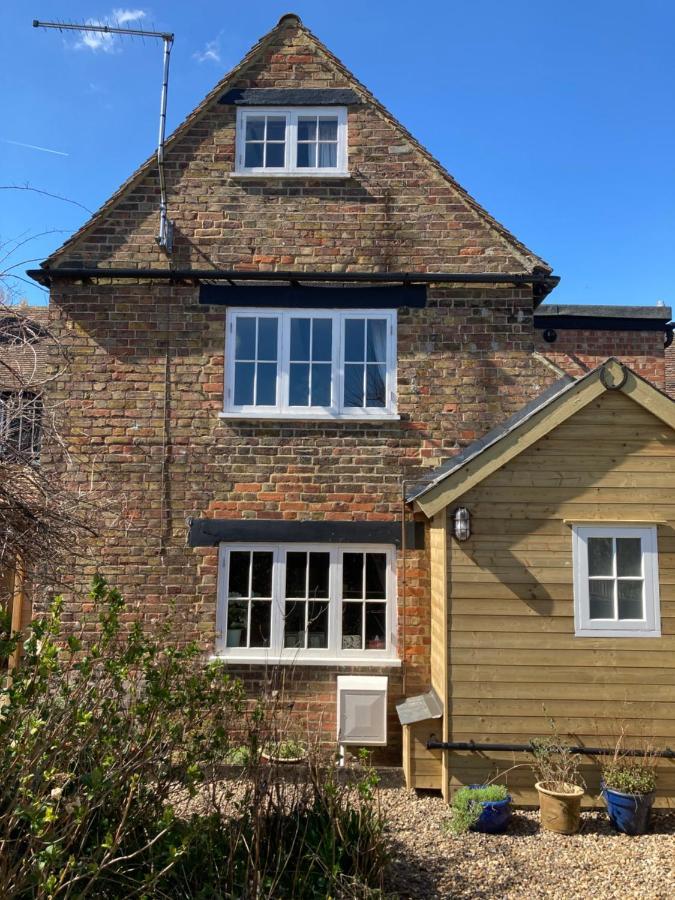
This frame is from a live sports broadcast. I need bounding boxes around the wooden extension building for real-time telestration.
[403,359,675,805]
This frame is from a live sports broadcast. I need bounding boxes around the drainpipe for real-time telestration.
[427,739,675,758]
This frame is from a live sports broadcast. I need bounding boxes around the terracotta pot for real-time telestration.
[535,781,585,834]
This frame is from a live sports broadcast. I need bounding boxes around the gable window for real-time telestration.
[217,544,397,662]
[223,308,397,419]
[235,107,348,175]
[572,525,661,637]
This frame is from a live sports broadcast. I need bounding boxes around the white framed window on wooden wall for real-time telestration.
[572,525,661,637]
[221,308,398,420]
[234,107,348,176]
[215,543,398,664]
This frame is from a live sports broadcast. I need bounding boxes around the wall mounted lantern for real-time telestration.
[453,507,471,541]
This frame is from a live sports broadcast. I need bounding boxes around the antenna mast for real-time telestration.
[33,19,176,255]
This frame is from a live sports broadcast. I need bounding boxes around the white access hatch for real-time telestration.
[337,675,388,745]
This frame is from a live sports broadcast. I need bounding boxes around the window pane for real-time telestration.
[250,601,271,647]
[308,552,330,598]
[344,319,365,362]
[289,363,310,406]
[298,117,317,141]
[256,363,277,405]
[312,319,332,361]
[365,603,387,648]
[244,143,263,168]
[266,116,286,141]
[226,601,248,647]
[588,537,613,576]
[297,143,316,167]
[235,317,256,359]
[311,363,331,406]
[589,580,614,619]
[265,142,285,167]
[245,117,265,140]
[290,318,311,360]
[234,362,255,406]
[366,364,386,407]
[343,553,363,599]
[618,581,644,620]
[318,143,337,167]
[344,364,364,407]
[342,603,363,649]
[228,552,250,598]
[307,602,329,648]
[284,601,305,648]
[251,552,273,597]
[616,538,642,577]
[257,318,278,360]
[285,552,307,598]
[366,319,387,362]
[318,117,338,140]
[365,553,387,599]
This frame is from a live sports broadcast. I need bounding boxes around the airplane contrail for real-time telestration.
[1,139,69,157]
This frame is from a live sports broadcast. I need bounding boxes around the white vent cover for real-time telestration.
[337,675,388,746]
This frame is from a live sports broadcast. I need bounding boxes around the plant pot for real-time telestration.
[468,784,512,834]
[226,628,243,648]
[535,782,585,834]
[601,782,655,835]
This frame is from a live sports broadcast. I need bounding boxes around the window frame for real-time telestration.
[0,390,42,463]
[235,107,348,176]
[572,525,661,637]
[215,543,398,664]
[222,308,398,420]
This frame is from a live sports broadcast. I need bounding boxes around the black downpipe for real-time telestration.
[426,740,675,759]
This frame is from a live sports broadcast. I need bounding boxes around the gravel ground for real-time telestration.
[378,775,675,900]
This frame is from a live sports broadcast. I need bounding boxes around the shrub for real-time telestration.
[446,784,509,836]
[531,736,583,793]
[0,578,387,898]
[602,761,657,795]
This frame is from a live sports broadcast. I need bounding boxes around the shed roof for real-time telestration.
[408,358,675,517]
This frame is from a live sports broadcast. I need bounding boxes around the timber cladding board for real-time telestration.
[445,389,675,803]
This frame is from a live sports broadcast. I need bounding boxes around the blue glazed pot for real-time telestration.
[468,785,513,834]
[601,782,655,835]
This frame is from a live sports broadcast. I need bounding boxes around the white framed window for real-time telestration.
[222,308,397,419]
[216,543,397,663]
[572,525,661,637]
[235,107,348,175]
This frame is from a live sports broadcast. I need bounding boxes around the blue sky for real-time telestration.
[2,0,674,307]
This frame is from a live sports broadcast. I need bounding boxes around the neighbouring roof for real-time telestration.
[0,306,51,390]
[535,304,673,332]
[38,13,553,280]
[408,358,675,517]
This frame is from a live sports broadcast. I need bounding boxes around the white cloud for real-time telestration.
[193,38,221,64]
[75,8,147,53]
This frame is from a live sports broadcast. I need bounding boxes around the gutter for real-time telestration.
[26,266,559,299]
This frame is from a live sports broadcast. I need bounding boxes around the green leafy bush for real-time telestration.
[446,784,509,836]
[0,577,387,898]
[603,761,657,795]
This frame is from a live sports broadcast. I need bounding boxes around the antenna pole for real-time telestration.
[33,19,176,256]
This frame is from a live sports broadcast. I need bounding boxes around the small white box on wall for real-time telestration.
[336,675,388,745]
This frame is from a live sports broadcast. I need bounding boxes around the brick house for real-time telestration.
[28,14,675,794]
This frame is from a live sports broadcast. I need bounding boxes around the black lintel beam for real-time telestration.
[188,518,425,550]
[199,284,427,308]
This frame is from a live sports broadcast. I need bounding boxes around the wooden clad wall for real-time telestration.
[429,513,449,797]
[446,390,675,806]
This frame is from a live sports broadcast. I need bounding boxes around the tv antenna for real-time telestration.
[33,18,175,255]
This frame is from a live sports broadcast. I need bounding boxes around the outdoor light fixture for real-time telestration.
[453,507,471,541]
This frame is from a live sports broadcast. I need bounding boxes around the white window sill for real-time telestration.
[210,654,402,668]
[219,411,400,423]
[575,627,662,639]
[230,171,352,180]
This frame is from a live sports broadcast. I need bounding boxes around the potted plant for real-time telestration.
[261,738,308,765]
[601,743,657,835]
[532,736,585,834]
[447,783,512,835]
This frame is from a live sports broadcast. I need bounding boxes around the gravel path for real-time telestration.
[378,777,675,900]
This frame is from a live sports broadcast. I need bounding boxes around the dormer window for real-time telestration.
[235,107,348,176]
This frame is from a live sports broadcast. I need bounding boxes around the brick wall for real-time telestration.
[535,327,666,386]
